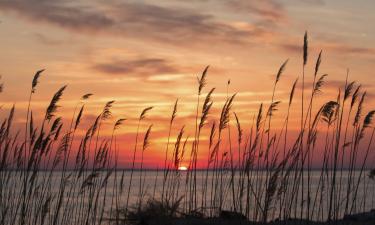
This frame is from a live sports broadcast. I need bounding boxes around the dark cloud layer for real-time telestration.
[92,57,179,77]
[0,0,114,32]
[0,0,273,46]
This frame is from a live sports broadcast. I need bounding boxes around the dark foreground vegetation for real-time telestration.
[119,200,375,225]
[114,199,375,225]
[0,32,374,225]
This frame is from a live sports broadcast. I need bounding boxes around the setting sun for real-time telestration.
[178,166,188,171]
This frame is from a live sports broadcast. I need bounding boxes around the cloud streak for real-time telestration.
[0,0,114,32]
[224,0,287,25]
[280,42,375,57]
[0,0,272,46]
[92,57,179,77]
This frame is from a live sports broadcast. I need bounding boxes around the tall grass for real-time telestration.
[0,32,374,225]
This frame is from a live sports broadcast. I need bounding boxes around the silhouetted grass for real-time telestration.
[0,32,374,225]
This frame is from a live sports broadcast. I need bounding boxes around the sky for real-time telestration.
[0,0,374,168]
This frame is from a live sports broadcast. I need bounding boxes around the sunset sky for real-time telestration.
[0,0,374,168]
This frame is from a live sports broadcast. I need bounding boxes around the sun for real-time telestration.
[178,166,188,171]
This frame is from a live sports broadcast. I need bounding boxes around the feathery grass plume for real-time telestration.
[143,124,153,151]
[234,112,242,144]
[114,118,126,130]
[53,123,63,141]
[303,31,308,65]
[198,66,209,95]
[363,110,375,128]
[91,115,101,136]
[313,74,328,95]
[81,93,93,100]
[275,59,289,84]
[75,105,84,130]
[41,135,51,153]
[289,78,298,106]
[174,126,185,169]
[209,141,220,164]
[77,129,91,168]
[321,101,339,125]
[6,104,15,133]
[314,50,322,77]
[351,85,361,108]
[94,141,109,166]
[344,80,356,101]
[140,106,153,120]
[50,117,62,133]
[45,85,67,121]
[354,92,366,126]
[209,122,216,149]
[219,94,236,130]
[267,101,281,117]
[199,88,215,129]
[31,69,44,93]
[102,100,115,120]
[171,99,178,124]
